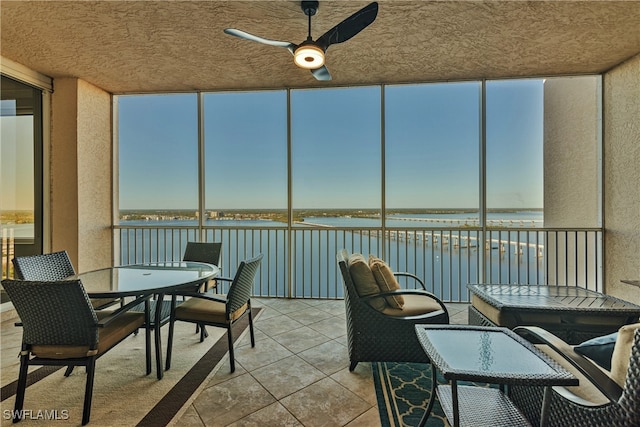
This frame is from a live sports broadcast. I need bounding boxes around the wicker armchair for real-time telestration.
[12,251,119,310]
[337,249,449,371]
[166,253,262,373]
[511,326,640,427]
[1,279,151,425]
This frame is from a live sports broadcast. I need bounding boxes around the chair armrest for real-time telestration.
[393,272,427,290]
[514,326,623,402]
[97,293,152,327]
[172,291,227,304]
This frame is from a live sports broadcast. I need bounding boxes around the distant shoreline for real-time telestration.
[118,207,542,218]
[116,208,543,224]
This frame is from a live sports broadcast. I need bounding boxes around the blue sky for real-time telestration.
[118,79,543,210]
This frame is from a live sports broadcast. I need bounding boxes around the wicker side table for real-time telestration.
[415,325,577,427]
[467,284,640,343]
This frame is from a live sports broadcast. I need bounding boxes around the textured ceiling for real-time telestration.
[2,1,640,94]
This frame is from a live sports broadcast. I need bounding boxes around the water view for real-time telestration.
[117,209,558,302]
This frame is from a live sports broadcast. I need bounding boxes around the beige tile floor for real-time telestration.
[0,299,469,426]
[174,298,469,427]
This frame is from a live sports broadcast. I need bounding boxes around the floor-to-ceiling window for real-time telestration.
[0,75,44,279]
[203,91,288,295]
[484,79,544,283]
[291,86,382,296]
[385,82,481,298]
[117,93,198,263]
[116,76,602,298]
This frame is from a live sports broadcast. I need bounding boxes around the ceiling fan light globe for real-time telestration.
[294,44,325,69]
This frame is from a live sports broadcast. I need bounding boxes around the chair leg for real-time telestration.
[349,361,359,372]
[165,295,177,371]
[227,324,235,373]
[82,358,97,426]
[248,308,255,348]
[199,324,208,342]
[13,353,29,422]
[64,366,75,377]
[144,319,151,375]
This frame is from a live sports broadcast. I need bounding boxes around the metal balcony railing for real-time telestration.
[115,224,603,302]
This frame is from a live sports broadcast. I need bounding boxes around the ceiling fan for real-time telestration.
[224,1,379,81]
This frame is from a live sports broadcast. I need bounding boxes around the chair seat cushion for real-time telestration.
[175,297,248,324]
[31,311,145,359]
[381,294,443,317]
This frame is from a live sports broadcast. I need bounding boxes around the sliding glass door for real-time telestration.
[1,75,44,278]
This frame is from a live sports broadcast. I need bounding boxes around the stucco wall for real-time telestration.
[542,77,600,288]
[604,53,640,304]
[50,79,79,264]
[76,80,112,272]
[543,76,600,228]
[50,78,112,272]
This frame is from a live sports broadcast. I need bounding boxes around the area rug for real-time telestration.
[0,308,260,426]
[373,362,499,427]
[373,362,448,427]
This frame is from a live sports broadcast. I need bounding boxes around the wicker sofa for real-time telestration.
[511,323,640,427]
[337,249,449,371]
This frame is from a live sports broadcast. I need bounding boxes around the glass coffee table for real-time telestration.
[415,325,577,427]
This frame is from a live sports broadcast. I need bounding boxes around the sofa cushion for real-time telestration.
[610,322,640,387]
[369,255,404,309]
[574,332,617,371]
[347,253,387,311]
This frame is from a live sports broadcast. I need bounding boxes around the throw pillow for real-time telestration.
[610,322,640,387]
[369,255,404,309]
[347,253,387,311]
[574,332,617,371]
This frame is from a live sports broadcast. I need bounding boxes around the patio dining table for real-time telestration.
[68,262,219,379]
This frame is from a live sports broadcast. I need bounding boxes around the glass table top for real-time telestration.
[416,325,577,385]
[70,262,219,296]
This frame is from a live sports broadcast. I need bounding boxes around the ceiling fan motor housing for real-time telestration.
[301,1,319,17]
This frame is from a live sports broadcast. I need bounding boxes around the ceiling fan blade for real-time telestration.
[316,2,378,49]
[224,28,296,53]
[310,65,332,81]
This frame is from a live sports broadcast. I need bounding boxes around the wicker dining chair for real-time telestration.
[183,242,222,291]
[128,243,224,343]
[182,242,223,338]
[165,253,262,373]
[337,249,449,371]
[12,251,119,310]
[511,326,640,427]
[1,279,151,425]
